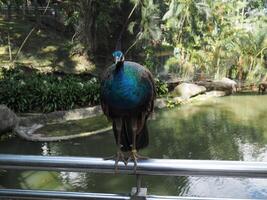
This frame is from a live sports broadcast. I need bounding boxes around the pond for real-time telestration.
[0,94,267,199]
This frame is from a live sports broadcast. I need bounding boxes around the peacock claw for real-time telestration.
[126,150,148,173]
[104,151,127,172]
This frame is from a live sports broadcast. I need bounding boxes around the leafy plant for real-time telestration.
[155,78,168,96]
[0,68,100,113]
[0,68,168,113]
[161,0,267,83]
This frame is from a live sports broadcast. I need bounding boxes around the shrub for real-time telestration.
[0,68,168,113]
[0,68,100,113]
[155,78,168,96]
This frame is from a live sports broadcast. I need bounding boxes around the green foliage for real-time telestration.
[155,78,168,96]
[0,68,100,113]
[0,68,168,113]
[2,0,266,86]
[144,46,158,72]
[0,132,15,141]
[139,0,162,42]
[162,0,267,82]
[164,57,180,73]
[166,99,180,108]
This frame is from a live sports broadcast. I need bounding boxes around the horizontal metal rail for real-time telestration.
[1,154,267,200]
[0,154,267,178]
[0,189,257,200]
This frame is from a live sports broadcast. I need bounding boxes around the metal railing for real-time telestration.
[0,154,267,200]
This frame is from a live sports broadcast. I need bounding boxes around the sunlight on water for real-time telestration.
[0,94,267,198]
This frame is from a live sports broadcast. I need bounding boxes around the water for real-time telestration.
[1,94,267,198]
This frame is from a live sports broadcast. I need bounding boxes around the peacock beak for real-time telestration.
[115,56,120,65]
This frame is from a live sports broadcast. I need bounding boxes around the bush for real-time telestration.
[155,78,168,96]
[0,68,100,113]
[0,68,168,113]
[164,57,180,73]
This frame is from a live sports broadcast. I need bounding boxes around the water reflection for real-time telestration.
[0,94,267,198]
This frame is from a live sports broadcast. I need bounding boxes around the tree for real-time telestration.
[161,0,267,81]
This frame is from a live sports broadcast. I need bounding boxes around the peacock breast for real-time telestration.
[102,62,152,110]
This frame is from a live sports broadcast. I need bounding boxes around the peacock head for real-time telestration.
[112,50,124,65]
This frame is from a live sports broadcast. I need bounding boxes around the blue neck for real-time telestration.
[115,61,124,71]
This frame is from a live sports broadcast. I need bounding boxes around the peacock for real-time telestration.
[100,50,156,170]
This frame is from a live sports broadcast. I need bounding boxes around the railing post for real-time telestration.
[131,175,147,200]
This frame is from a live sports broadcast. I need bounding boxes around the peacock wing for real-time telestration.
[100,65,115,119]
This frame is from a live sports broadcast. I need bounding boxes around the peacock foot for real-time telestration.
[126,149,148,173]
[104,150,127,172]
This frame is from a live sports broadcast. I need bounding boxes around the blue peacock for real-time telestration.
[100,50,156,170]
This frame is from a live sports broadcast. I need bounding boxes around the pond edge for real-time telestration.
[15,90,227,142]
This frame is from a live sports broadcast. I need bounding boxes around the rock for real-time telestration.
[258,81,267,94]
[196,78,237,94]
[172,83,206,99]
[158,73,182,91]
[0,105,18,135]
[173,96,183,103]
[221,77,237,92]
[221,77,236,84]
[19,105,103,127]
[206,91,227,97]
[155,98,167,109]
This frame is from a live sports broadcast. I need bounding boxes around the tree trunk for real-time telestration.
[8,33,12,61]
[25,0,29,15]
[78,0,97,55]
[236,56,244,83]
[15,0,20,16]
[34,0,40,26]
[22,0,26,19]
[7,0,12,20]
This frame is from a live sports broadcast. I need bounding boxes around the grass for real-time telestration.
[0,15,95,74]
[37,115,111,137]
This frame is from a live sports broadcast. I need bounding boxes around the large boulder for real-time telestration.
[259,81,267,94]
[172,83,206,99]
[197,78,237,94]
[221,77,237,92]
[0,105,18,135]
[155,98,167,109]
[158,73,182,91]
